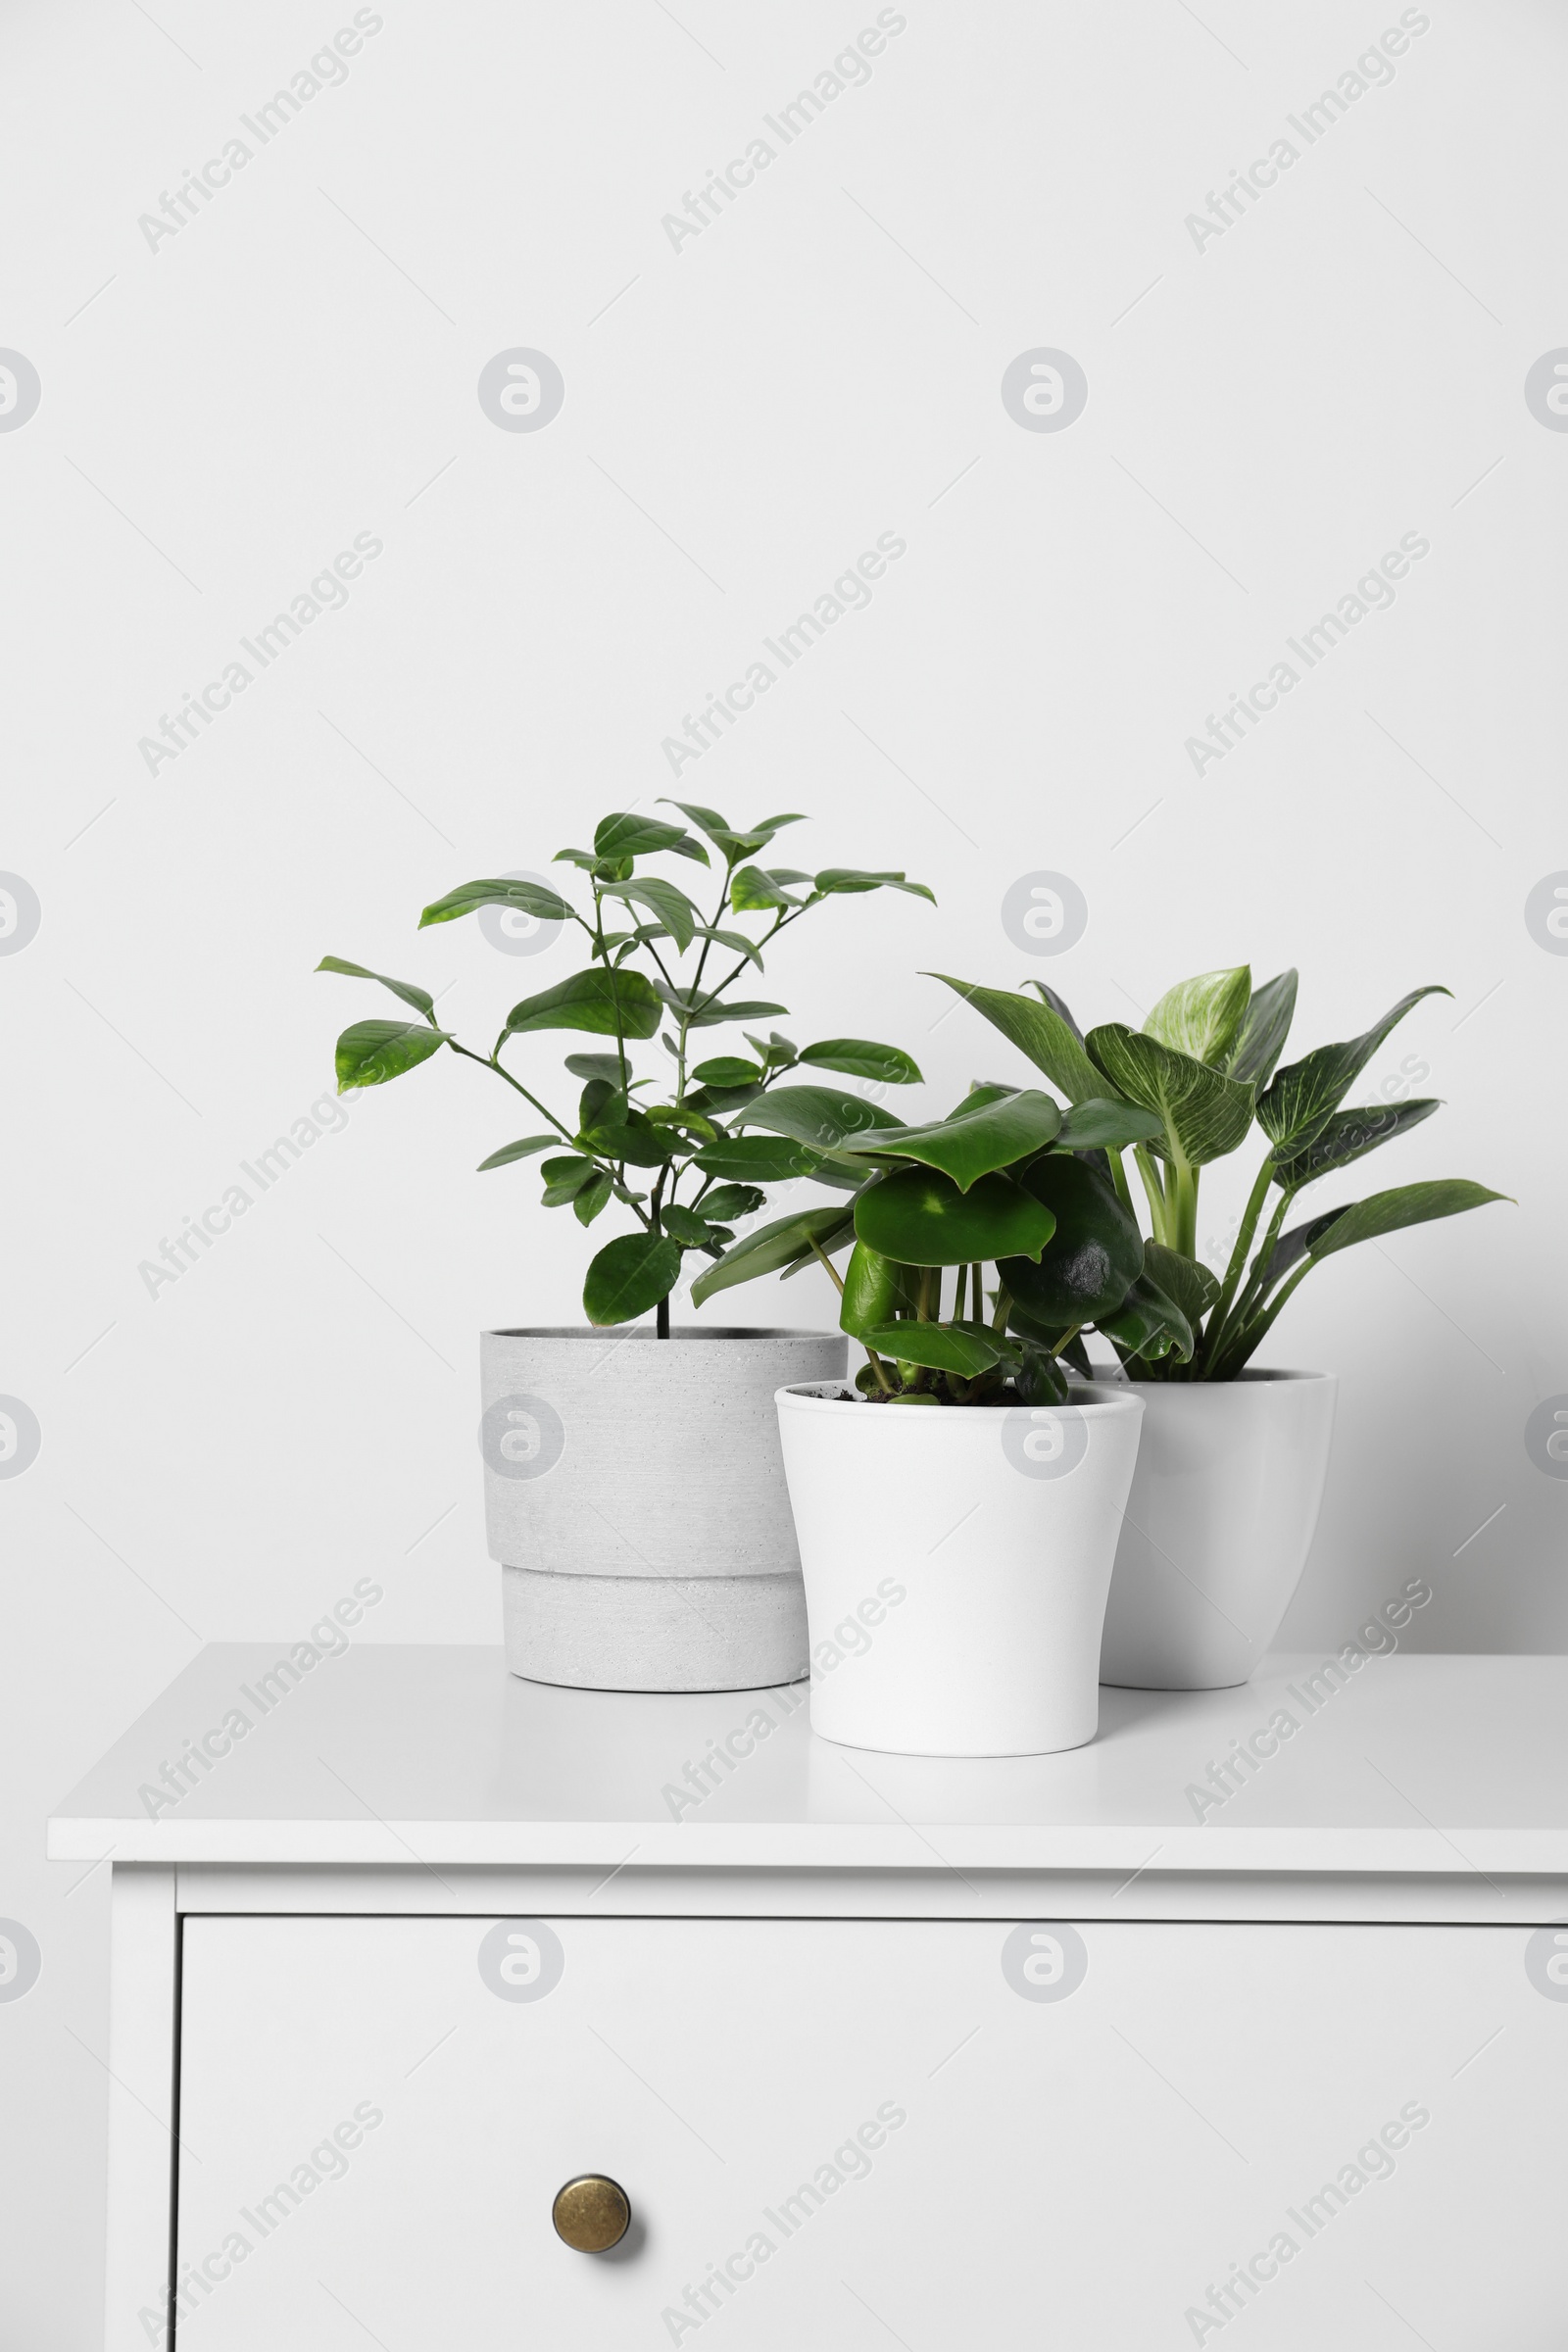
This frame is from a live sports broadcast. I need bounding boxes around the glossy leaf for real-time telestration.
[1085,1024,1255,1168]
[418,877,573,929]
[1304,1179,1509,1264]
[659,1204,714,1247]
[692,926,765,970]
[316,956,435,1020]
[692,1135,823,1183]
[1256,986,1448,1155]
[1256,1207,1349,1296]
[838,1090,1060,1192]
[583,1232,683,1324]
[1271,1098,1440,1192]
[731,865,802,913]
[593,811,708,864]
[506,968,663,1041]
[578,1109,671,1168]
[799,1038,922,1085]
[692,1057,762,1086]
[477,1135,558,1170]
[813,868,936,904]
[601,877,699,953]
[540,1153,596,1205]
[1144,966,1251,1068]
[746,1031,798,1069]
[1021,978,1085,1044]
[1099,1270,1195,1362]
[698,1183,765,1222]
[839,1241,906,1337]
[1140,1244,1220,1330]
[854,1167,1056,1268]
[573,1172,612,1225]
[564,1052,633,1086]
[656,981,788,1029]
[689,1204,856,1306]
[740,1085,905,1156]
[1054,1098,1164,1151]
[859,1322,1001,1377]
[929,973,1104,1104]
[334,1019,450,1092]
[1002,1155,1144,1325]
[1226,969,1298,1090]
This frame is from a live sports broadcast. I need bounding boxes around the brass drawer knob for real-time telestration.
[552,2174,631,2252]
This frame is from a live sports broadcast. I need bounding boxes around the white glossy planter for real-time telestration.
[481,1327,845,1693]
[775,1382,1145,1757]
[1100,1368,1339,1690]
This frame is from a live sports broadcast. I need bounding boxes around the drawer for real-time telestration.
[173,1915,1567,2347]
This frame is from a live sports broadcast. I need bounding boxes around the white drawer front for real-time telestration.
[172,1915,1567,2347]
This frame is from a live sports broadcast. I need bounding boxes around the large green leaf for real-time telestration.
[1304,1180,1509,1263]
[739,1085,904,1157]
[477,1135,558,1170]
[1271,1098,1440,1192]
[928,974,1105,1104]
[812,867,935,905]
[593,811,709,864]
[506,968,663,1041]
[1256,986,1448,1155]
[1225,969,1298,1089]
[859,1322,1001,1377]
[600,877,699,953]
[839,1241,906,1336]
[418,877,574,929]
[1141,1244,1220,1329]
[799,1038,922,1085]
[1021,978,1085,1042]
[334,1019,450,1091]
[854,1168,1055,1268]
[689,1204,855,1306]
[691,1135,823,1182]
[1054,1098,1164,1151]
[1085,1025,1255,1168]
[837,1090,1061,1192]
[583,1232,683,1324]
[1143,966,1250,1068]
[1099,1269,1195,1362]
[316,956,435,1020]
[1002,1155,1144,1325]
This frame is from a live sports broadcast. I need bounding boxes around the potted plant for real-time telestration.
[691,1081,1157,1755]
[318,801,933,1694]
[927,966,1507,1690]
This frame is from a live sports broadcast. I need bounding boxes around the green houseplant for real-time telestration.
[317,801,937,1697]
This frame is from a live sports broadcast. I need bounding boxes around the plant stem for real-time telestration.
[1106,1150,1136,1218]
[991,1280,1011,1333]
[971,1263,983,1325]
[1203,1155,1275,1361]
[808,1234,845,1296]
[1208,1257,1313,1378]
[1206,1180,1295,1369]
[1133,1146,1171,1247]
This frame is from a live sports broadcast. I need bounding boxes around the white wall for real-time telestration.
[4,0,1565,2335]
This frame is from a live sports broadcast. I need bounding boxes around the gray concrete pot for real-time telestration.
[480,1327,847,1692]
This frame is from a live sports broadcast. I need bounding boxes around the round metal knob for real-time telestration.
[552,2174,630,2252]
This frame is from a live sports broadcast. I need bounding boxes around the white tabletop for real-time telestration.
[45,1645,1568,1875]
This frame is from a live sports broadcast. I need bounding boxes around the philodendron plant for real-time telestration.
[318,803,933,1335]
[691,1077,1174,1403]
[917,964,1507,1380]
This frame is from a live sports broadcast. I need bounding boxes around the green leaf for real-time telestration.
[740,1085,906,1157]
[1099,1270,1195,1362]
[799,1038,923,1085]
[813,867,935,905]
[698,1183,765,1222]
[1303,1179,1509,1264]
[1014,1343,1071,1404]
[692,1135,823,1183]
[660,1204,714,1247]
[690,1204,856,1306]
[1054,1098,1164,1151]
[564,1052,633,1085]
[583,1232,683,1324]
[506,968,663,1041]
[1021,978,1086,1043]
[1143,966,1251,1068]
[854,1167,1056,1268]
[418,877,573,929]
[655,981,788,1029]
[659,802,804,863]
[692,1057,763,1086]
[1140,1244,1221,1330]
[601,877,700,953]
[1002,1155,1144,1325]
[746,1031,798,1069]
[1257,1206,1351,1296]
[691,926,766,970]
[1225,969,1298,1090]
[316,956,435,1020]
[477,1135,558,1170]
[334,1019,450,1092]
[1256,986,1449,1156]
[839,1090,1061,1192]
[1085,1025,1255,1168]
[1271,1099,1441,1192]
[594,811,709,864]
[840,1240,906,1337]
[579,1109,672,1168]
[929,974,1105,1104]
[573,1172,613,1225]
[731,865,802,913]
[540,1153,596,1205]
[859,1323,1001,1377]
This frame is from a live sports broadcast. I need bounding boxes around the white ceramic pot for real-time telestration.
[1099,1368,1339,1690]
[775,1382,1145,1757]
[481,1327,846,1693]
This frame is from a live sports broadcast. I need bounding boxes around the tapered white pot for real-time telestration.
[481,1328,846,1692]
[775,1382,1145,1757]
[1099,1369,1339,1690]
